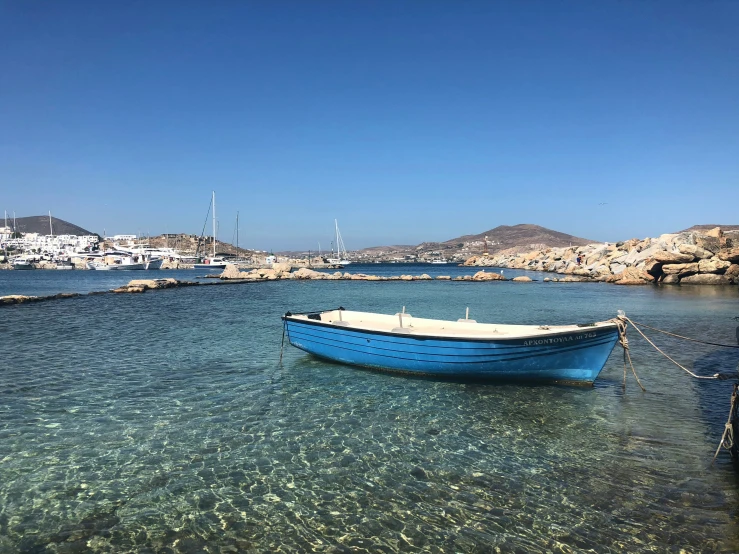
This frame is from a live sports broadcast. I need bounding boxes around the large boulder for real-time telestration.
[127,278,179,290]
[704,227,723,238]
[660,274,680,284]
[724,230,739,249]
[0,295,33,304]
[621,244,664,266]
[610,262,626,275]
[652,251,695,264]
[725,264,739,282]
[512,276,532,282]
[472,271,505,281]
[698,258,731,274]
[272,262,292,273]
[292,267,325,280]
[662,263,699,276]
[220,264,243,279]
[680,274,732,285]
[643,259,664,277]
[718,247,739,264]
[695,235,721,254]
[678,244,713,260]
[612,267,654,285]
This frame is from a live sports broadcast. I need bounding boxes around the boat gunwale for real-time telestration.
[283,311,618,344]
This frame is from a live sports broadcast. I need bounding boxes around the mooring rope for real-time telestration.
[712,384,739,465]
[617,315,720,380]
[278,319,286,365]
[627,319,739,349]
[612,317,646,391]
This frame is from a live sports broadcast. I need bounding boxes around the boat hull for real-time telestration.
[87,263,145,270]
[12,263,35,270]
[283,316,620,385]
[192,263,228,270]
[146,258,164,270]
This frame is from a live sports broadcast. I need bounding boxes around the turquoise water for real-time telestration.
[0,263,537,297]
[1,272,739,552]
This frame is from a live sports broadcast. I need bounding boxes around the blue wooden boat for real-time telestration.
[282,308,622,385]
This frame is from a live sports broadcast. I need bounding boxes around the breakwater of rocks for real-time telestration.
[464,227,739,286]
[0,270,531,306]
[218,263,535,282]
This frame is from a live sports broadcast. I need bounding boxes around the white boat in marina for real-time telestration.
[87,253,146,271]
[145,257,164,270]
[12,256,36,270]
[192,191,233,271]
[430,259,448,264]
[326,219,352,265]
[193,256,230,270]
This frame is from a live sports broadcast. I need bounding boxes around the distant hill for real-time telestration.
[350,224,597,260]
[677,224,739,233]
[440,224,596,253]
[8,215,96,236]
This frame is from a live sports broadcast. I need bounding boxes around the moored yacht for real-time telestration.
[12,256,36,270]
[193,257,230,270]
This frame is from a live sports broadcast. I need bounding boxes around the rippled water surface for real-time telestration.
[2,275,739,552]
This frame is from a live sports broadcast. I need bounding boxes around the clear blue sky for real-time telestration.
[1,1,737,250]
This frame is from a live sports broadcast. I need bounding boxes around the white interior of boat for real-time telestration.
[289,309,617,339]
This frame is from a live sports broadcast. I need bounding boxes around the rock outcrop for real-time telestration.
[112,278,186,293]
[463,227,739,286]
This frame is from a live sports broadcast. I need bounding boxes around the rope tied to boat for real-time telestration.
[626,319,739,349]
[617,314,720,381]
[712,383,739,465]
[611,316,646,391]
[278,318,287,365]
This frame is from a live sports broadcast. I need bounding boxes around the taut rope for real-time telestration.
[627,320,739,349]
[617,314,720,381]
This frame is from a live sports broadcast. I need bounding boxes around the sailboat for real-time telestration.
[193,192,230,270]
[326,219,351,265]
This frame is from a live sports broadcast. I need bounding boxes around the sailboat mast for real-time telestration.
[236,211,239,253]
[49,211,53,236]
[212,191,216,258]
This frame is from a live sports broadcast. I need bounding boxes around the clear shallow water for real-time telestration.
[1,277,739,552]
[0,269,212,297]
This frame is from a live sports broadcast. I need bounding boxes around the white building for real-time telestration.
[1,232,99,255]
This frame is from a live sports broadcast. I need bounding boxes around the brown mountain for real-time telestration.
[8,215,96,236]
[352,224,597,261]
[441,224,596,253]
[677,224,739,233]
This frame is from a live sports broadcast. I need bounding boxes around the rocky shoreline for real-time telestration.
[463,227,739,286]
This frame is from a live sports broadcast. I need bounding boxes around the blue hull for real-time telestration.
[283,316,620,385]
